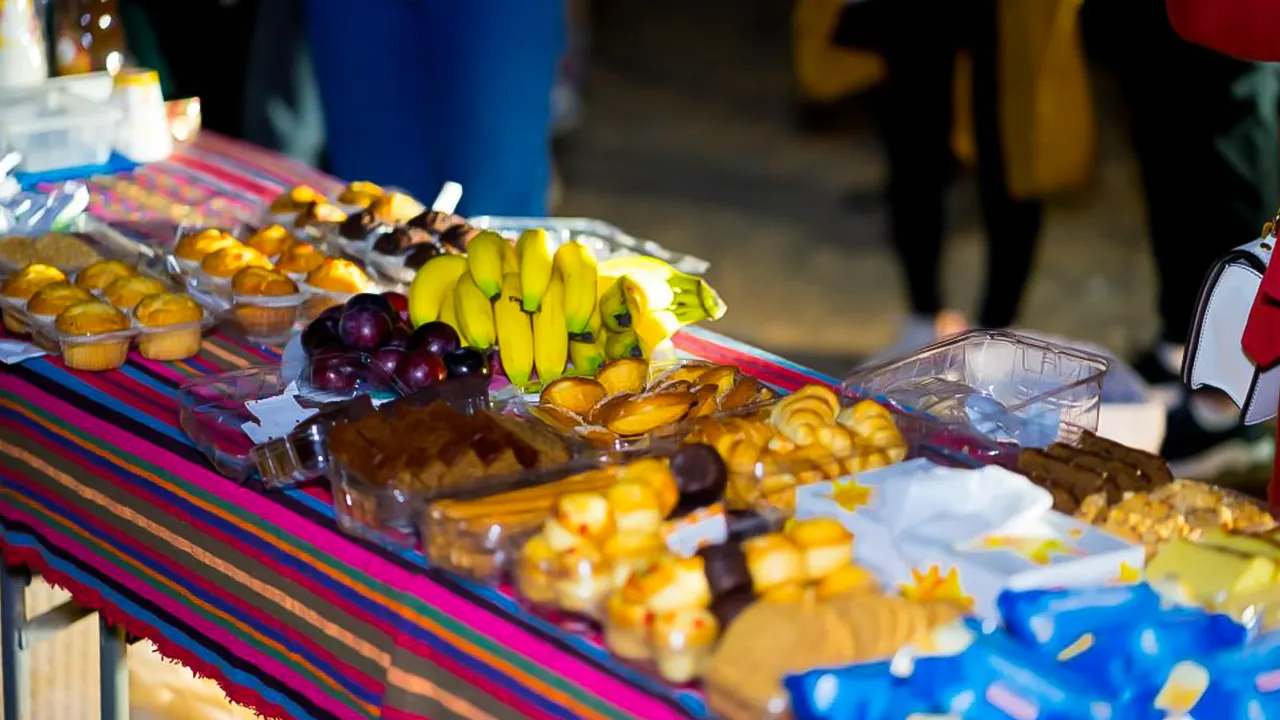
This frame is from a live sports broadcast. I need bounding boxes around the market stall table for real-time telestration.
[0,135,831,720]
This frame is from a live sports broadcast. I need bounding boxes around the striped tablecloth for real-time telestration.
[0,134,833,720]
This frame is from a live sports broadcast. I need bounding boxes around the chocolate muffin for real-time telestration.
[373,226,433,256]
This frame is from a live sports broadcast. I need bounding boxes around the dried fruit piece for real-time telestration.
[650,361,712,388]
[688,384,720,418]
[589,392,637,425]
[601,391,697,436]
[540,377,607,416]
[719,375,764,411]
[596,358,648,396]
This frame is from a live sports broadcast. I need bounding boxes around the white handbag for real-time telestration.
[1183,235,1279,425]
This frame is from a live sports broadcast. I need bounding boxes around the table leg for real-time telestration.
[2,564,31,720]
[99,616,128,720]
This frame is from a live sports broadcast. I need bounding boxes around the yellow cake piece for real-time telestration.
[1198,529,1280,561]
[1146,539,1277,605]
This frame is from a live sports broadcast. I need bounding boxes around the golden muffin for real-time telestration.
[0,236,37,268]
[274,242,327,276]
[2,263,67,300]
[55,300,132,371]
[174,229,241,263]
[292,201,347,229]
[201,245,274,279]
[27,282,94,319]
[337,181,384,208]
[75,260,137,292]
[134,292,203,361]
[245,225,295,258]
[103,275,168,312]
[304,258,371,294]
[367,192,425,225]
[269,185,326,214]
[33,233,101,273]
[231,267,301,341]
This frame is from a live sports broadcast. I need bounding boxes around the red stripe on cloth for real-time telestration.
[672,332,824,392]
[194,134,343,195]
[168,153,282,199]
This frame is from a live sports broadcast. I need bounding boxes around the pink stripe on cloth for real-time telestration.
[170,152,282,198]
[0,502,369,720]
[195,134,343,194]
[673,331,823,391]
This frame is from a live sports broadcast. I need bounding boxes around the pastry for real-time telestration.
[32,233,101,273]
[553,543,613,615]
[651,608,718,683]
[816,564,878,600]
[597,358,648,396]
[631,555,712,614]
[274,241,327,277]
[1,263,67,333]
[231,267,301,340]
[336,180,383,209]
[134,292,203,360]
[1020,433,1172,514]
[27,282,93,322]
[439,224,479,252]
[617,457,681,517]
[268,185,325,214]
[174,229,241,264]
[837,399,908,463]
[367,191,425,225]
[292,201,348,230]
[200,245,274,280]
[407,210,461,234]
[604,592,653,661]
[103,275,167,312]
[0,236,37,268]
[771,385,840,447]
[372,226,434,256]
[304,258,371,294]
[786,517,854,581]
[403,242,447,270]
[600,531,665,588]
[75,260,136,293]
[514,534,557,605]
[669,442,728,511]
[742,533,805,592]
[698,542,752,598]
[606,480,664,535]
[245,225,296,259]
[337,210,387,245]
[541,377,607,416]
[546,492,615,549]
[55,301,131,371]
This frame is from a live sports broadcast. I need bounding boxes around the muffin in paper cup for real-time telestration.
[56,301,133,371]
[231,267,303,344]
[134,292,204,361]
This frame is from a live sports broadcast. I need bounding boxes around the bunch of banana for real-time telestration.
[597,255,728,357]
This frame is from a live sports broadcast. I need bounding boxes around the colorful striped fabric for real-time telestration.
[0,134,835,720]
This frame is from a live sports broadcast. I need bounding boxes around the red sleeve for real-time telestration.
[1168,0,1280,61]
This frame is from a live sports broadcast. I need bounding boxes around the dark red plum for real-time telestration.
[443,347,490,380]
[300,316,342,357]
[344,292,395,316]
[407,321,460,356]
[371,346,406,381]
[309,354,362,393]
[396,349,448,391]
[338,305,393,353]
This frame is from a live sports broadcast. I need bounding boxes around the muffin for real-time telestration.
[245,225,296,259]
[0,236,37,269]
[274,242,327,279]
[33,234,101,273]
[75,260,137,293]
[200,245,274,280]
[134,292,203,361]
[174,229,241,265]
[336,181,384,211]
[304,258,371,294]
[103,275,168,312]
[231,267,300,341]
[27,282,94,323]
[367,192,425,225]
[55,301,131,371]
[1,263,66,333]
[268,185,326,215]
[292,201,347,232]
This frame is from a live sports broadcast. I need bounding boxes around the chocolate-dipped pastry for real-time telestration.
[407,210,460,234]
[709,589,755,630]
[671,443,728,511]
[698,542,752,597]
[438,224,479,252]
[403,242,445,270]
[339,210,383,241]
[373,226,433,256]
[726,510,773,542]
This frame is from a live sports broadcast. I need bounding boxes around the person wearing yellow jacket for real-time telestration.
[797,0,1093,351]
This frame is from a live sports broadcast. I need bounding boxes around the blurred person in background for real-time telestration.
[301,0,565,216]
[830,0,1093,355]
[1089,0,1280,475]
[1166,0,1280,61]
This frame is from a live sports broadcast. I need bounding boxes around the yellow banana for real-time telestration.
[599,256,727,323]
[604,329,642,361]
[439,278,460,333]
[532,273,568,383]
[598,278,631,333]
[494,273,533,385]
[408,254,469,326]
[569,333,607,376]
[554,240,597,335]
[516,228,555,312]
[501,241,520,276]
[466,230,507,299]
[454,272,497,349]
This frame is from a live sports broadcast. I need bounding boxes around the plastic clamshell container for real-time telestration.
[0,220,163,279]
[496,359,776,452]
[0,90,121,173]
[229,292,307,345]
[842,329,1110,448]
[469,216,711,276]
[177,356,409,483]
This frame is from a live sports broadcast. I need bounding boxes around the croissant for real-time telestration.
[771,385,840,446]
[838,400,907,463]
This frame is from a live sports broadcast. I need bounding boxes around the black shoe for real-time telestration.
[1160,400,1272,479]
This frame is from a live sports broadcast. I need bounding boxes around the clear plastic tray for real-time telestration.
[0,89,121,173]
[496,359,776,452]
[177,357,409,483]
[469,216,711,276]
[0,220,165,279]
[842,330,1110,449]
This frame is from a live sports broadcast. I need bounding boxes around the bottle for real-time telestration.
[53,0,125,76]
[0,0,49,90]
[113,67,171,162]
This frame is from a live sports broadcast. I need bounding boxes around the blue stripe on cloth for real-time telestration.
[24,363,190,445]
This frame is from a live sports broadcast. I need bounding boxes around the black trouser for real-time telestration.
[1097,0,1280,345]
[839,0,1043,328]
